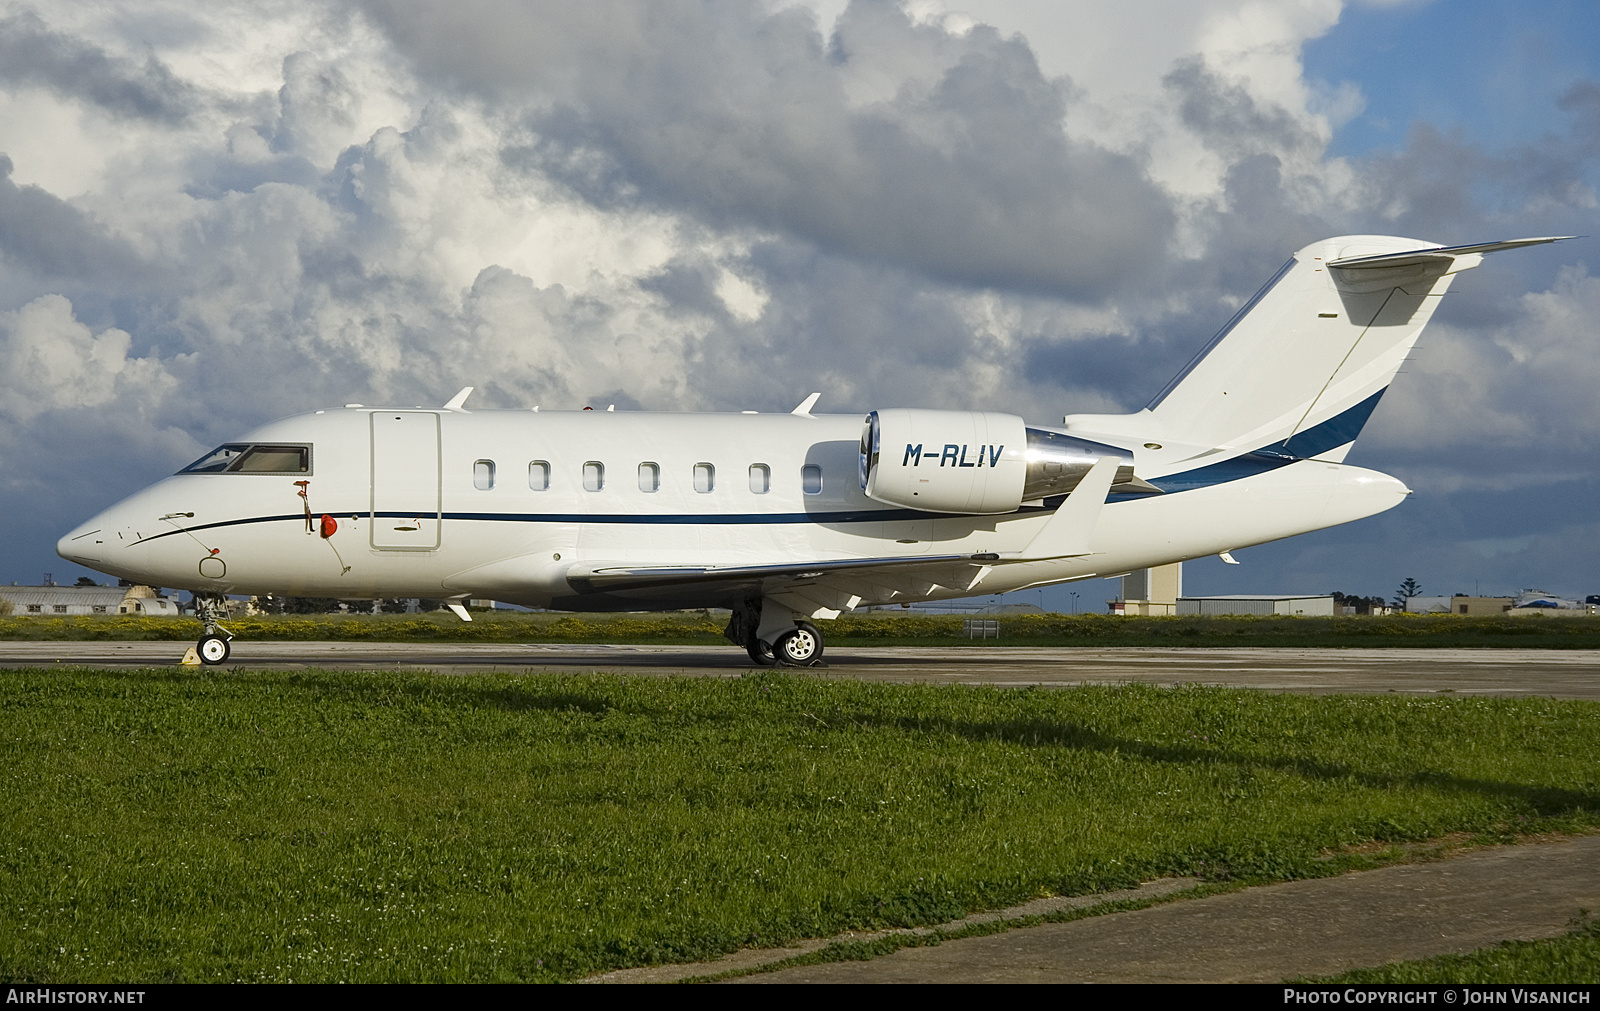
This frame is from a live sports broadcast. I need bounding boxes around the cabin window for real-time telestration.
[638,462,660,492]
[583,461,605,492]
[473,460,496,491]
[802,464,823,494]
[749,464,770,494]
[529,461,550,491]
[693,463,715,494]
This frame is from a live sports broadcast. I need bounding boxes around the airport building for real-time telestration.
[0,583,182,617]
[1176,594,1335,617]
[1109,563,1183,615]
[1109,563,1333,616]
[1406,591,1597,616]
[1406,595,1515,615]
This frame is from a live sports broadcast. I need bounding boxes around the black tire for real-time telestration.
[198,634,231,665]
[775,622,823,666]
[746,638,777,667]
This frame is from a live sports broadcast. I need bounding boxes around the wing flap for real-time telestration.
[564,552,977,594]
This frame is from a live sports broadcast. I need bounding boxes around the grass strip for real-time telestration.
[5,612,1600,648]
[1301,918,1600,983]
[2,669,1598,982]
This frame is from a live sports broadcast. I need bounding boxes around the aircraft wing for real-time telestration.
[565,552,1021,617]
[561,456,1122,615]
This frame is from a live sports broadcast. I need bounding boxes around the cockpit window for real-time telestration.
[180,444,249,473]
[179,444,310,475]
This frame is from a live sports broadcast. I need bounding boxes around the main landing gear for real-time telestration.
[193,595,234,665]
[726,600,825,668]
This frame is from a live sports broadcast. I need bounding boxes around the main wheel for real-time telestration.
[746,638,777,667]
[775,623,823,666]
[198,634,231,665]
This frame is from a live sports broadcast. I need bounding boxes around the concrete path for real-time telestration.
[585,876,1203,983]
[732,835,1600,983]
[5,642,1600,698]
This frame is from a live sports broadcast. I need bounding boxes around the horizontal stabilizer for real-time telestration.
[1327,236,1575,270]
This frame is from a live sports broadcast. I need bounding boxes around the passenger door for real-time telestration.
[370,411,442,549]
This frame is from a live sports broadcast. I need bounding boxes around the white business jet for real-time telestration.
[57,234,1570,665]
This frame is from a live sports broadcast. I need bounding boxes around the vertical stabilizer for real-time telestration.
[1133,235,1570,461]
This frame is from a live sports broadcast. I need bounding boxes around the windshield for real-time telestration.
[179,444,310,475]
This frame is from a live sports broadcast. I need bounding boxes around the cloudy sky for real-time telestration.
[2,0,1597,606]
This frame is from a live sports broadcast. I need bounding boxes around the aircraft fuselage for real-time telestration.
[58,406,1407,611]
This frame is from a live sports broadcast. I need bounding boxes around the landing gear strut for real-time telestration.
[193,595,233,665]
[725,599,825,668]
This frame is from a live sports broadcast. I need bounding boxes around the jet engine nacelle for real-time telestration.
[860,409,1137,515]
[860,409,1027,514]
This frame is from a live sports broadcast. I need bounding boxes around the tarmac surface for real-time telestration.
[4,641,1600,697]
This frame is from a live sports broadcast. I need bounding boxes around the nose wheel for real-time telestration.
[198,634,231,665]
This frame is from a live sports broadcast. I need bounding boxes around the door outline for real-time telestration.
[370,411,442,550]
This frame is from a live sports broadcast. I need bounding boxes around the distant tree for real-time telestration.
[253,594,285,614]
[379,598,410,614]
[1333,592,1390,615]
[283,596,342,614]
[1392,577,1422,610]
[0,598,12,617]
[75,576,98,586]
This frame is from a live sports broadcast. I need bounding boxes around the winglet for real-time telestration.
[791,392,821,417]
[1018,455,1121,560]
[443,387,474,411]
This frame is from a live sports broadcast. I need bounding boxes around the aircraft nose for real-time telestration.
[57,519,106,566]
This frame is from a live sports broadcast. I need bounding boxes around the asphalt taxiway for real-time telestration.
[3,641,1600,698]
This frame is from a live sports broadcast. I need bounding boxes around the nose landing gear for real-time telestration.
[192,595,234,665]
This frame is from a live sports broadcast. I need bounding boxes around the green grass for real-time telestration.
[6,611,1600,647]
[1305,918,1600,983]
[2,669,1598,982]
